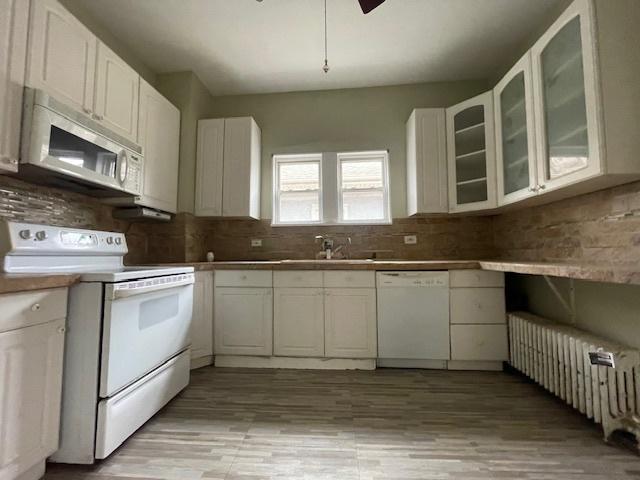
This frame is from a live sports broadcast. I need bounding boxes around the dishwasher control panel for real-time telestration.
[376,272,449,288]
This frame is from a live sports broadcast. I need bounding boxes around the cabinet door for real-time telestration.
[138,79,180,213]
[406,109,448,215]
[190,272,213,363]
[447,91,497,213]
[94,42,140,142]
[222,117,261,219]
[0,0,28,173]
[324,288,376,358]
[27,0,96,114]
[450,324,508,361]
[0,319,65,479]
[214,287,273,356]
[495,53,538,205]
[531,0,601,193]
[274,288,324,357]
[195,118,224,216]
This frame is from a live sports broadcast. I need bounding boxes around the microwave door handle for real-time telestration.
[109,277,194,300]
[117,150,129,186]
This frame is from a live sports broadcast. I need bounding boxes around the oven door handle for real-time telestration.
[109,277,194,300]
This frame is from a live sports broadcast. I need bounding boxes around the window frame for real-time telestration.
[272,150,391,226]
[272,153,324,226]
[336,150,391,225]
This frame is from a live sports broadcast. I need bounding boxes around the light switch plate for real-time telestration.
[251,239,263,247]
[404,235,417,245]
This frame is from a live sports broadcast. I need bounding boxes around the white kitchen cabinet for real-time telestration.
[450,288,506,325]
[529,0,640,196]
[137,79,180,213]
[196,117,261,219]
[94,42,139,142]
[450,325,509,361]
[406,108,448,215]
[0,289,66,480]
[190,271,213,367]
[324,287,377,359]
[495,52,538,206]
[195,118,224,216]
[447,91,496,213]
[0,0,29,173]
[274,287,325,357]
[27,0,96,114]
[214,287,272,356]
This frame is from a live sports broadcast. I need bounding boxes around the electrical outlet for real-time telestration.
[251,239,263,247]
[404,235,417,245]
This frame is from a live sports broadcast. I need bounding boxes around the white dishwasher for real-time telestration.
[376,271,450,368]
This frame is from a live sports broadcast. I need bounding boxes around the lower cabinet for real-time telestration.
[0,288,67,480]
[324,288,377,359]
[273,287,324,357]
[214,286,273,356]
[190,271,213,367]
[450,324,509,361]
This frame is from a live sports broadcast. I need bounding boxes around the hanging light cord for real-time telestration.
[323,0,329,73]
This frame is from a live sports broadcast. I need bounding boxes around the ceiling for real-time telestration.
[67,0,561,96]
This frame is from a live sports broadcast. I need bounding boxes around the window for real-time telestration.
[273,151,390,225]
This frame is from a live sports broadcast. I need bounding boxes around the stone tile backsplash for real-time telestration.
[2,174,640,266]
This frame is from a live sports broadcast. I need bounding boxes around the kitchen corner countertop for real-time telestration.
[0,273,82,295]
[158,259,640,285]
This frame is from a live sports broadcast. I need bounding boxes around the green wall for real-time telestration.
[507,274,640,349]
[206,81,488,219]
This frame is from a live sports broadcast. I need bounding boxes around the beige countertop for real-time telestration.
[0,273,81,295]
[1,259,638,294]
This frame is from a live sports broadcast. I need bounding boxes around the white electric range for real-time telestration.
[0,221,195,464]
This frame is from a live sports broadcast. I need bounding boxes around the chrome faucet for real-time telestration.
[315,235,334,259]
[315,235,351,260]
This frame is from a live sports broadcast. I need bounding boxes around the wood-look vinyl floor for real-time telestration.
[44,367,640,480]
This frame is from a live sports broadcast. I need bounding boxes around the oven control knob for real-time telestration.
[19,229,32,240]
[106,236,114,245]
[114,237,122,245]
[35,230,48,241]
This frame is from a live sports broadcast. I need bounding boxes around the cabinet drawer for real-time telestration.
[451,324,508,361]
[0,288,67,333]
[274,271,323,288]
[214,270,272,287]
[450,288,505,324]
[323,271,375,288]
[450,270,504,288]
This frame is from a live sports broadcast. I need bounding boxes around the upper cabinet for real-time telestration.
[531,0,599,193]
[0,0,29,173]
[137,79,180,213]
[446,91,497,213]
[196,117,261,219]
[27,0,96,114]
[406,108,448,215]
[94,43,140,141]
[495,53,538,205]
[529,0,640,196]
[27,0,140,143]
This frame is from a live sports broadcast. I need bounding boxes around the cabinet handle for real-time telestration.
[31,303,41,311]
[83,107,92,114]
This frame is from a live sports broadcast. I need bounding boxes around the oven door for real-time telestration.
[99,273,194,398]
[24,104,132,193]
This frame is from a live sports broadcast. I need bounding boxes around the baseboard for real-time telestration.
[377,358,448,369]
[190,355,214,370]
[214,355,376,370]
[447,360,504,371]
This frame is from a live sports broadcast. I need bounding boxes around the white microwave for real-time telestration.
[19,88,143,197]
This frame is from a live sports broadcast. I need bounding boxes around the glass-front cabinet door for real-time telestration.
[495,52,537,205]
[531,0,601,192]
[446,91,496,212]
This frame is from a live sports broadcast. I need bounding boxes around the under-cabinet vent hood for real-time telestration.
[112,207,171,222]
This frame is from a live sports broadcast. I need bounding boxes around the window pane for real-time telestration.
[279,162,319,192]
[341,160,383,190]
[279,191,320,222]
[342,190,385,221]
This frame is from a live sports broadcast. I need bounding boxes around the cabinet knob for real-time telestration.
[92,113,104,121]
[58,326,66,334]
[538,184,547,190]
[528,186,538,192]
[31,303,40,312]
[82,107,92,114]
[1,156,17,165]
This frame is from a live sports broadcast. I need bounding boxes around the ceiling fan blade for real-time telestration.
[358,0,386,14]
